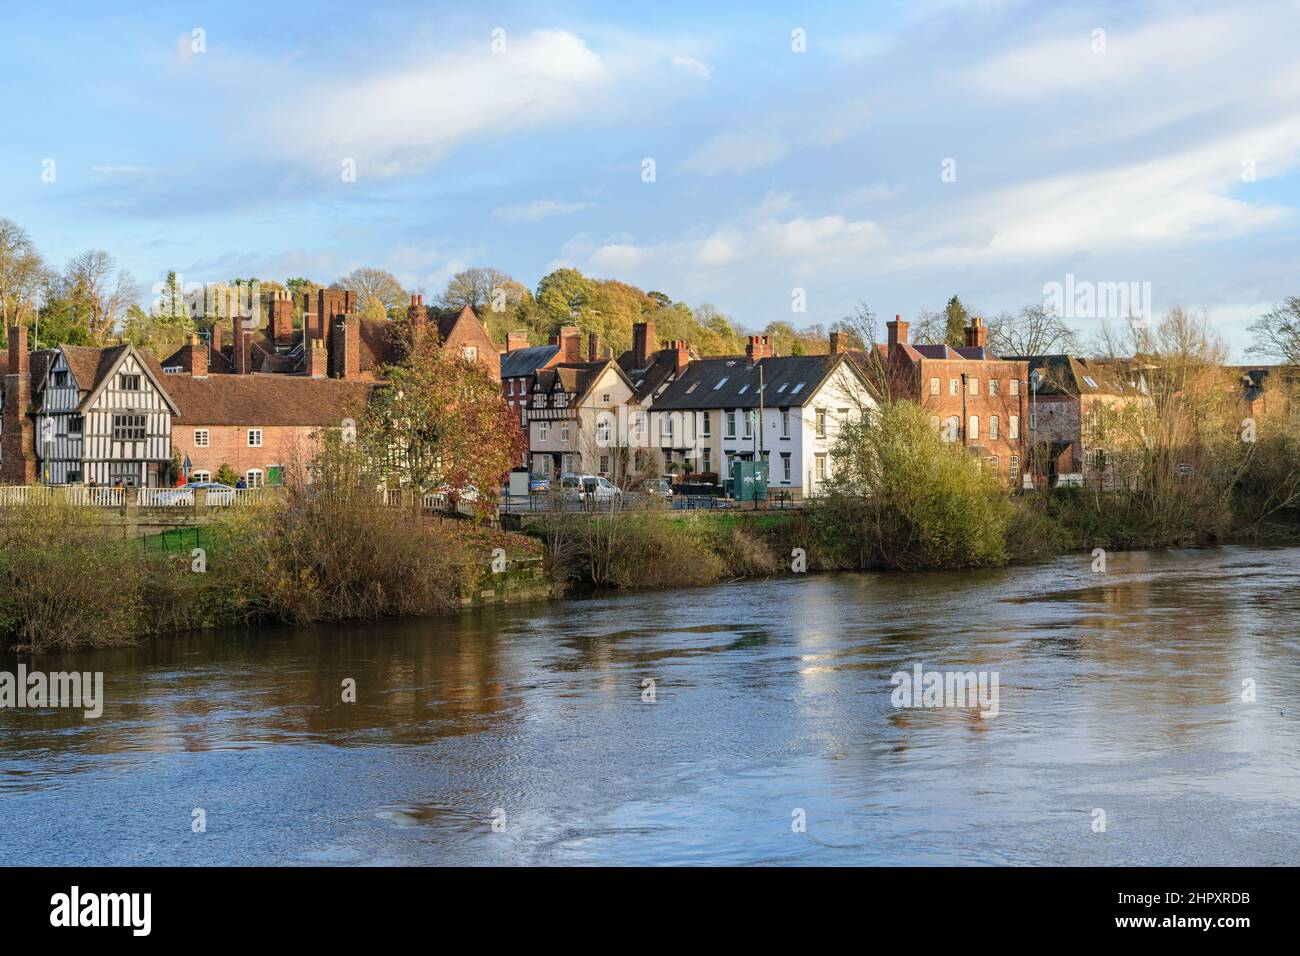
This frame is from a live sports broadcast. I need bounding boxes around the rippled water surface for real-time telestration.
[3,546,1298,865]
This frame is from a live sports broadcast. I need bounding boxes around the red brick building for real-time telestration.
[885,315,1030,485]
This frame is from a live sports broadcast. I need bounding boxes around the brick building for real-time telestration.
[884,315,1030,485]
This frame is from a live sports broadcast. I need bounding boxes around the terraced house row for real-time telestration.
[4,297,1075,494]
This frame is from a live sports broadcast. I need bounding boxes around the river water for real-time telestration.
[2,546,1297,866]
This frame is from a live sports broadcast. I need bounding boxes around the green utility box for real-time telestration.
[730,459,769,501]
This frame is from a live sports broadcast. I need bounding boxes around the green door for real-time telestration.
[267,465,284,486]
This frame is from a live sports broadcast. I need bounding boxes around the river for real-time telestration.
[2,545,1297,866]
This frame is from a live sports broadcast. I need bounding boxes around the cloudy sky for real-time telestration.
[2,0,1298,356]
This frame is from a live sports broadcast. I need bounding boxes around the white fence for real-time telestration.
[0,485,264,509]
[138,488,194,507]
[64,486,125,508]
[0,485,53,506]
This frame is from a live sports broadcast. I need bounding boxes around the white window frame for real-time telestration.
[247,428,263,448]
[245,468,264,488]
[194,429,209,448]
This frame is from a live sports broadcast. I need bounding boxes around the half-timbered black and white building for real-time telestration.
[34,344,178,487]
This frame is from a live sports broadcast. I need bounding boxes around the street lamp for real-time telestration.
[1029,368,1041,489]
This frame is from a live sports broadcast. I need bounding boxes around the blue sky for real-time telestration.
[2,0,1298,357]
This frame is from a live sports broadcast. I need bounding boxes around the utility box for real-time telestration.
[507,468,530,497]
[730,460,769,501]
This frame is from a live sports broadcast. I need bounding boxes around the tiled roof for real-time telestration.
[651,354,844,410]
[501,344,559,379]
[1011,355,1129,397]
[616,348,682,400]
[166,373,374,426]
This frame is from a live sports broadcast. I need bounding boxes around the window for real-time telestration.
[929,377,940,395]
[247,429,263,448]
[119,373,141,391]
[781,452,792,483]
[743,410,752,438]
[1009,456,1020,483]
[52,370,68,387]
[67,470,82,483]
[989,416,999,440]
[538,421,548,441]
[1010,379,1020,396]
[969,377,979,395]
[944,416,960,443]
[596,417,612,444]
[245,469,264,488]
[1009,415,1019,439]
[949,378,958,396]
[601,393,610,404]
[815,454,827,482]
[702,447,712,473]
[738,384,749,394]
[781,408,790,438]
[816,409,827,438]
[111,414,146,441]
[701,411,711,437]
[560,423,570,443]
[507,379,514,395]
[726,410,736,437]
[555,393,568,408]
[984,456,999,473]
[968,416,979,440]
[662,415,673,441]
[790,382,805,395]
[599,455,610,475]
[714,377,729,390]
[194,429,209,448]
[68,415,83,435]
[1083,376,1099,389]
[462,345,478,361]
[989,379,999,396]
[191,470,211,482]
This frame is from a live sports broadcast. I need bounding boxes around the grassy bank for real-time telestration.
[0,495,541,654]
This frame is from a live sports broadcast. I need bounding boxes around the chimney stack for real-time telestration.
[668,339,690,374]
[1,324,36,484]
[332,315,360,379]
[551,325,581,363]
[746,335,772,365]
[406,293,427,349]
[187,333,208,378]
[268,289,294,347]
[829,331,848,354]
[506,330,529,353]
[887,315,908,352]
[588,332,602,362]
[307,339,329,379]
[964,316,987,350]
[632,321,656,368]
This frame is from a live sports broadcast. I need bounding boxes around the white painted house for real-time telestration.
[647,349,874,495]
[34,344,177,486]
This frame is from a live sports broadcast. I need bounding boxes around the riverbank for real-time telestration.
[4,485,1298,653]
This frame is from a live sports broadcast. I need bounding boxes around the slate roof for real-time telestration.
[616,348,683,401]
[651,354,849,411]
[1010,355,1130,397]
[501,344,560,380]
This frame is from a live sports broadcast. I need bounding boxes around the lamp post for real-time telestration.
[1029,369,1041,489]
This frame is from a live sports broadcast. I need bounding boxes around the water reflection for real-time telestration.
[2,546,1298,865]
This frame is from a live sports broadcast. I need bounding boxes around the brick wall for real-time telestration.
[173,423,323,483]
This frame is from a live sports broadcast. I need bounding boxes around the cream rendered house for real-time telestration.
[527,359,640,480]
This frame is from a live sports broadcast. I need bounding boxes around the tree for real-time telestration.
[360,337,526,512]
[0,219,47,334]
[63,250,138,342]
[439,267,514,311]
[943,295,970,349]
[1247,296,1300,366]
[536,268,593,324]
[909,309,947,346]
[338,267,406,319]
[986,304,1078,357]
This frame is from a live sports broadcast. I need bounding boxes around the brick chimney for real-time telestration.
[316,289,355,344]
[301,292,319,342]
[232,316,257,374]
[550,325,581,363]
[965,316,987,349]
[667,339,690,374]
[506,330,529,352]
[269,290,294,346]
[210,321,223,358]
[307,339,329,379]
[1,324,36,484]
[632,321,656,368]
[332,315,360,379]
[887,315,908,352]
[746,335,773,365]
[406,293,427,348]
[588,332,602,362]
[186,333,208,378]
[828,332,848,354]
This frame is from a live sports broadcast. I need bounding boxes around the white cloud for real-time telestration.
[492,198,595,223]
[271,30,610,178]
[680,131,791,176]
[671,55,713,79]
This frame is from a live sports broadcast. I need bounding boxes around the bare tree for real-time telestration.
[64,249,138,341]
[986,304,1078,357]
[1246,296,1300,366]
[337,267,407,319]
[438,267,524,311]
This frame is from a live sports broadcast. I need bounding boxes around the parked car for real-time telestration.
[187,481,236,504]
[642,477,674,500]
[529,474,550,493]
[561,472,622,502]
[435,484,480,502]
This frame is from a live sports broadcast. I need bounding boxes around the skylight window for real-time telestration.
[1083,376,1098,389]
[738,384,749,394]
[713,377,729,390]
[686,382,699,394]
[790,382,806,395]
[777,383,788,392]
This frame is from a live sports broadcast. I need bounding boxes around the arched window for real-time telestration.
[245,469,264,488]
[969,416,980,440]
